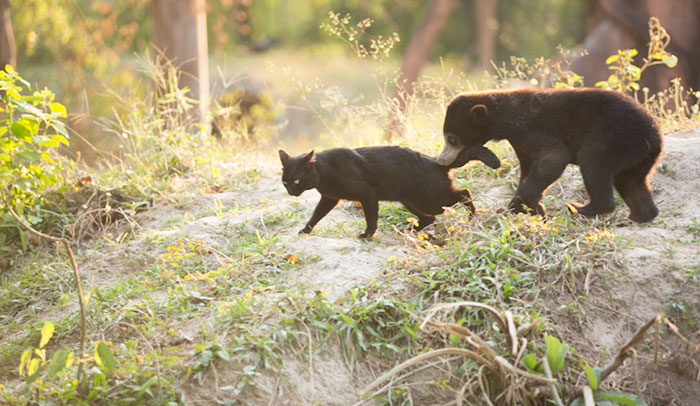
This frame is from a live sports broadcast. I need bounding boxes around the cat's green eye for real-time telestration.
[294,179,300,184]
[283,181,288,185]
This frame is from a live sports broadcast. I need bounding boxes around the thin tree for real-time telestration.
[0,0,16,70]
[396,0,456,102]
[475,0,498,71]
[151,0,210,121]
[389,0,456,138]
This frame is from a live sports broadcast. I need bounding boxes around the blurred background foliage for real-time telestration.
[11,0,587,119]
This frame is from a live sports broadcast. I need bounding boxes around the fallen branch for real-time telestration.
[600,314,661,381]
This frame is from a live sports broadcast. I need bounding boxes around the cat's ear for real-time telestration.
[279,150,290,166]
[302,150,315,164]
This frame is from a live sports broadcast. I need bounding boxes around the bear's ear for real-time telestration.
[302,150,315,164]
[468,104,489,125]
[279,150,290,166]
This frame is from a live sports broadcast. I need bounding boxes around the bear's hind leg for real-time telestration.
[573,166,616,217]
[614,165,658,223]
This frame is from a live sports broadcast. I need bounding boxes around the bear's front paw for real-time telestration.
[299,226,313,235]
[358,231,375,239]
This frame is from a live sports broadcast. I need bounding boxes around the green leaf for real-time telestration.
[593,398,617,406]
[19,349,32,376]
[95,341,117,375]
[598,391,648,406]
[584,364,601,391]
[26,362,47,385]
[16,150,42,163]
[47,349,72,379]
[27,358,40,377]
[662,54,678,68]
[605,54,620,65]
[570,397,584,406]
[136,376,158,398]
[38,138,59,148]
[520,353,540,372]
[545,335,568,376]
[39,321,54,348]
[50,134,70,146]
[10,122,31,140]
[217,349,231,361]
[49,103,67,118]
[5,64,14,73]
[52,121,68,137]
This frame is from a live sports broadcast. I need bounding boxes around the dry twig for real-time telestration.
[1,192,87,382]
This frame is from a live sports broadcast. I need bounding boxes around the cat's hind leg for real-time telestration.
[300,196,339,234]
[455,188,476,216]
[401,202,437,232]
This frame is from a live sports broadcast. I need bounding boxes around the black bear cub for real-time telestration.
[436,88,662,223]
[279,145,500,238]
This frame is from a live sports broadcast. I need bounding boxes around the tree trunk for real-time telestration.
[396,0,456,99]
[389,0,456,138]
[475,0,498,71]
[0,0,16,70]
[151,0,210,121]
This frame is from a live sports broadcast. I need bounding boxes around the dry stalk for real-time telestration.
[663,317,700,351]
[422,301,508,336]
[504,310,518,356]
[359,348,487,397]
[582,385,594,406]
[542,354,564,406]
[1,192,87,382]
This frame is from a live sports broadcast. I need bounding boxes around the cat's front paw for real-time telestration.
[299,226,313,235]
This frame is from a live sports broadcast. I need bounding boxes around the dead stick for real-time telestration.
[1,192,87,382]
[663,317,700,351]
[600,314,660,381]
[504,310,518,356]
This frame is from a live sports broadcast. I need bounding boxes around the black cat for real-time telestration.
[279,145,500,238]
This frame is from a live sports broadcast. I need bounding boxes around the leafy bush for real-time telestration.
[0,66,70,252]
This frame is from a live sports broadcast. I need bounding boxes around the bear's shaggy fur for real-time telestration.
[436,88,662,223]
